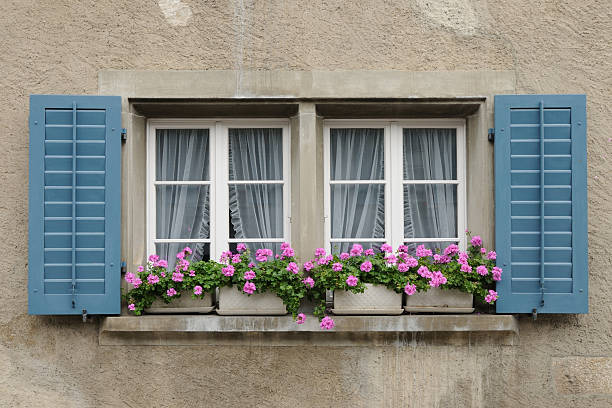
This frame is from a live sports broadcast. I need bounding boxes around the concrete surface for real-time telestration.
[1,0,612,407]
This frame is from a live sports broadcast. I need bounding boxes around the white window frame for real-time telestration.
[323,119,466,253]
[147,118,291,262]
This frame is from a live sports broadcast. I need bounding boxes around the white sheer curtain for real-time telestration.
[403,128,457,252]
[156,129,210,265]
[229,128,283,254]
[330,128,385,253]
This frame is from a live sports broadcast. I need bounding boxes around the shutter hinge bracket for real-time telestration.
[532,308,537,321]
[82,309,88,322]
[488,128,495,143]
[121,128,127,143]
[121,261,127,276]
[71,283,76,309]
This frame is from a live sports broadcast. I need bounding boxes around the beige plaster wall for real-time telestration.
[1,0,611,407]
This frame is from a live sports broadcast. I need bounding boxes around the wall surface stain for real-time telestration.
[158,0,192,26]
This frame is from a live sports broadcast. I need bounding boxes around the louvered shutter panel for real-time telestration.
[495,94,587,314]
[29,95,121,315]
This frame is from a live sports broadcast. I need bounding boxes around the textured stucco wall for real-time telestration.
[1,0,611,407]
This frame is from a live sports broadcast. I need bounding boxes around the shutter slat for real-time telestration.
[495,94,588,314]
[29,95,121,315]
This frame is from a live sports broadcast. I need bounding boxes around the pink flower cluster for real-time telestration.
[314,248,326,257]
[281,242,295,258]
[346,275,358,287]
[365,248,375,256]
[296,313,306,325]
[236,243,247,253]
[255,248,274,262]
[286,262,299,274]
[485,290,498,304]
[404,283,417,296]
[360,261,373,272]
[124,272,142,288]
[428,271,447,287]
[172,271,184,282]
[303,277,315,288]
[320,316,335,330]
[244,270,256,280]
[470,235,482,247]
[332,262,343,272]
[443,244,459,256]
[380,243,393,253]
[303,261,314,271]
[222,265,235,277]
[166,288,177,297]
[350,244,363,257]
[416,245,433,258]
[476,265,488,276]
[147,274,159,285]
[243,281,256,294]
[193,285,203,295]
[433,254,451,264]
[128,303,136,311]
[492,266,503,281]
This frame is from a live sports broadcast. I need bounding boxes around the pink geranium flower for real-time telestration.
[314,248,326,257]
[166,288,177,297]
[404,283,417,296]
[346,275,358,287]
[320,316,335,330]
[360,261,372,272]
[128,303,135,311]
[303,277,315,288]
[286,262,299,274]
[303,261,314,271]
[339,252,350,261]
[364,248,375,256]
[492,266,503,281]
[296,313,306,325]
[332,262,343,272]
[236,243,247,253]
[147,274,159,284]
[476,265,488,276]
[487,251,497,260]
[172,272,184,282]
[485,290,498,304]
[380,243,393,253]
[222,265,235,277]
[243,281,256,294]
[193,285,203,295]
[471,235,482,247]
[244,270,256,280]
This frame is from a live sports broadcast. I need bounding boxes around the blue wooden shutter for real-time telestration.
[495,94,587,314]
[29,95,121,315]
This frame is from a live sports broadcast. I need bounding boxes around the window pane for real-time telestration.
[229,184,283,239]
[403,241,458,254]
[229,128,283,180]
[155,242,209,269]
[330,128,384,180]
[404,184,457,238]
[156,185,209,239]
[331,184,385,239]
[403,128,456,180]
[156,129,209,181]
[330,241,384,254]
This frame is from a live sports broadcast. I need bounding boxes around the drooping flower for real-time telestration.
[286,262,299,274]
[236,243,247,253]
[476,265,488,276]
[360,261,372,272]
[380,243,393,253]
[303,261,314,271]
[429,271,447,287]
[346,275,358,287]
[296,313,306,324]
[405,257,418,268]
[364,248,375,256]
[416,245,433,258]
[339,252,350,261]
[222,265,235,277]
[485,290,498,304]
[137,265,145,273]
[166,288,177,297]
[244,270,256,280]
[303,277,315,288]
[320,316,335,330]
[350,244,363,257]
[314,248,326,257]
[147,274,159,284]
[404,283,417,296]
[332,262,343,272]
[128,303,135,311]
[397,263,409,273]
[193,285,203,295]
[471,235,482,247]
[243,281,256,294]
[460,263,473,273]
[487,251,497,260]
[443,244,459,256]
[492,266,503,281]
[172,272,184,282]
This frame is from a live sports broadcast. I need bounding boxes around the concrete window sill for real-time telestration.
[99,314,519,346]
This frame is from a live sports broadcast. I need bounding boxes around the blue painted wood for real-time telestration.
[495,94,588,314]
[29,95,121,315]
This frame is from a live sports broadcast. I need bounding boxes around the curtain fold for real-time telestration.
[403,128,457,252]
[156,129,209,266]
[330,128,385,253]
[229,128,283,254]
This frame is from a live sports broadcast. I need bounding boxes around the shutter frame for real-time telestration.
[28,95,122,315]
[495,94,588,314]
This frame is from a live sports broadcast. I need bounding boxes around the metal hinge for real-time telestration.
[488,128,495,143]
[120,261,127,276]
[121,128,127,143]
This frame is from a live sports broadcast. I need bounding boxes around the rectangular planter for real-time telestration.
[404,287,474,313]
[332,283,403,315]
[216,286,287,315]
[144,294,214,314]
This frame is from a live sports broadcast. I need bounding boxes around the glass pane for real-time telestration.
[330,241,384,254]
[155,243,209,270]
[404,184,457,238]
[403,241,458,255]
[403,128,456,180]
[156,185,209,239]
[330,128,384,180]
[229,242,282,260]
[331,184,385,238]
[156,129,209,181]
[229,128,283,180]
[229,184,283,239]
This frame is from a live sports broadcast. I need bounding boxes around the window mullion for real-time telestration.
[214,122,229,260]
[390,122,404,250]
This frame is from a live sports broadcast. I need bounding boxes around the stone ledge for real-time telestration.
[99,315,519,346]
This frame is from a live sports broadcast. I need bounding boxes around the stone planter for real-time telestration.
[332,283,403,315]
[404,287,474,313]
[216,286,287,315]
[144,295,214,314]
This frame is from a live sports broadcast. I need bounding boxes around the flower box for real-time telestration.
[332,283,403,315]
[216,286,288,315]
[144,295,214,314]
[404,287,474,313]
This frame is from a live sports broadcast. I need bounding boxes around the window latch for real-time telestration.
[488,128,495,143]
[121,128,127,143]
